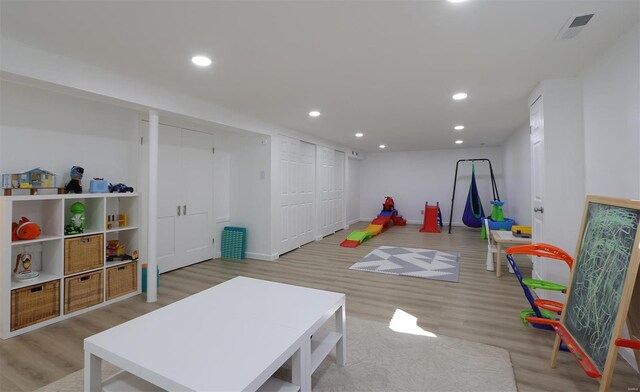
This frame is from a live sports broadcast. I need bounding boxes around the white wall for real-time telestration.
[213,151,231,258]
[502,124,532,226]
[359,146,504,226]
[230,135,271,259]
[580,24,640,371]
[582,23,640,199]
[346,157,361,225]
[0,81,140,188]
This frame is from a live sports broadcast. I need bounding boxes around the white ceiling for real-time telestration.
[1,1,638,152]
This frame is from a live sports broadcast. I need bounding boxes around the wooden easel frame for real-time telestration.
[548,196,640,391]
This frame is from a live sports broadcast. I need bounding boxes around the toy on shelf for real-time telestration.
[13,249,39,282]
[64,166,84,194]
[419,201,443,233]
[106,240,133,262]
[12,217,42,241]
[65,202,86,235]
[108,183,134,193]
[106,213,128,230]
[89,178,109,193]
[340,196,406,248]
[2,167,63,196]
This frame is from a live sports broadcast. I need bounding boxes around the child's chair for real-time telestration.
[484,218,498,271]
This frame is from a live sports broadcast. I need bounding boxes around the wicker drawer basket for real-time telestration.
[64,270,103,314]
[11,280,60,332]
[64,234,104,275]
[106,262,137,301]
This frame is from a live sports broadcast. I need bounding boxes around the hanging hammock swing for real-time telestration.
[462,163,485,228]
[447,158,501,233]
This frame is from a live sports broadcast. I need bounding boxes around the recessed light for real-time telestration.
[455,140,464,144]
[191,55,212,67]
[452,92,468,100]
[355,132,364,138]
[454,125,465,130]
[379,144,386,149]
[448,0,468,3]
[309,110,321,117]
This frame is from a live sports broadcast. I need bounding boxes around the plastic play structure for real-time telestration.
[340,196,406,248]
[448,159,500,233]
[505,244,573,330]
[419,201,443,233]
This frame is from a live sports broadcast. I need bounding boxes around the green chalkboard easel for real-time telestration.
[540,196,640,391]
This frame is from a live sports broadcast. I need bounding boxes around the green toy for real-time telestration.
[65,202,85,235]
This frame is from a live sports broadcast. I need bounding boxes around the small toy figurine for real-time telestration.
[65,202,86,235]
[132,250,139,261]
[12,217,42,241]
[64,166,84,194]
[13,250,39,282]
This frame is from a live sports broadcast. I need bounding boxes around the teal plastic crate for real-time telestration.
[222,227,247,260]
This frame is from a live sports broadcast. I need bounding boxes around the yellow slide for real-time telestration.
[364,224,383,237]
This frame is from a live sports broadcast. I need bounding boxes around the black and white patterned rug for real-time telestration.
[350,246,460,282]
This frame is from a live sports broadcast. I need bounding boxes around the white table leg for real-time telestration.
[335,303,346,366]
[292,338,312,392]
[84,351,102,392]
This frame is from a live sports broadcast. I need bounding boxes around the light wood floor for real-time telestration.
[1,223,638,391]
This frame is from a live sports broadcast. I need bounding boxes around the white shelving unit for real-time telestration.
[0,193,141,339]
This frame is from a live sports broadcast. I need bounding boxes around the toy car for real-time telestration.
[108,183,134,193]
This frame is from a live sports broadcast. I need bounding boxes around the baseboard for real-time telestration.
[246,252,279,261]
[347,218,360,225]
[215,216,231,224]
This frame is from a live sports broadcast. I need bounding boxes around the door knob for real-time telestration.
[183,205,187,215]
[177,206,181,216]
[534,207,544,213]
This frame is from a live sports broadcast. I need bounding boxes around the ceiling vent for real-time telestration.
[556,13,595,40]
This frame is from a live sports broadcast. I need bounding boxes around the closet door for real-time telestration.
[176,129,215,268]
[157,124,182,272]
[157,127,214,273]
[319,146,335,237]
[280,136,300,254]
[299,141,316,245]
[333,150,345,232]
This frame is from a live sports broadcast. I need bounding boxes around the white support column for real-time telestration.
[146,109,159,303]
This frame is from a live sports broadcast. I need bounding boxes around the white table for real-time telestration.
[84,277,346,392]
[491,230,532,277]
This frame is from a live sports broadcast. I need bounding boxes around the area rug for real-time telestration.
[36,316,516,392]
[349,246,460,282]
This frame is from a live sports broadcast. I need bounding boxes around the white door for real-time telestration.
[280,136,300,254]
[333,150,345,232]
[299,141,316,245]
[177,129,215,268]
[319,146,335,237]
[157,124,182,272]
[530,95,545,279]
[157,127,214,273]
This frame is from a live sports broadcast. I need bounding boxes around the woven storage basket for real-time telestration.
[11,280,60,331]
[64,270,103,314]
[106,262,137,300]
[221,227,247,260]
[64,234,104,275]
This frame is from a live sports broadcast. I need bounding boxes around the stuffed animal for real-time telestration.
[64,166,84,194]
[12,217,42,241]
